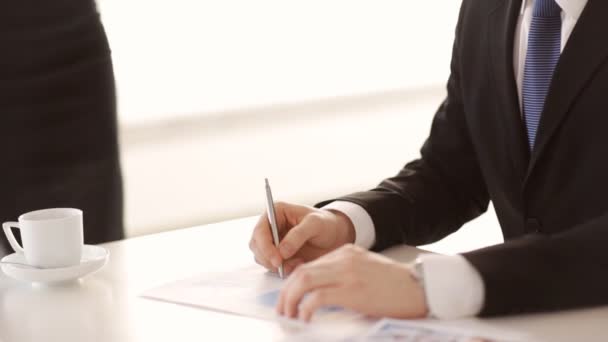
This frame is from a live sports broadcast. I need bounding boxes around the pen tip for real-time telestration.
[265,178,269,186]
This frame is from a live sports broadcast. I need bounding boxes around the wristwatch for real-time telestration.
[410,257,433,318]
[409,257,425,290]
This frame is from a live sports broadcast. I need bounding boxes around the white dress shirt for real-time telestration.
[324,0,588,319]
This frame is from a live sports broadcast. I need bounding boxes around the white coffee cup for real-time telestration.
[2,208,84,268]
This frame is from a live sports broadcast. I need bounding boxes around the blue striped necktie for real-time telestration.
[522,0,562,150]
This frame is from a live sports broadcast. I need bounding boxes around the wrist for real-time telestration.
[326,209,356,245]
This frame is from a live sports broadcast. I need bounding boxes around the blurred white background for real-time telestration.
[97,0,502,254]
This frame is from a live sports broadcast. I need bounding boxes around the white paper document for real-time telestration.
[358,319,523,342]
[290,319,527,342]
[142,265,360,322]
[143,267,528,341]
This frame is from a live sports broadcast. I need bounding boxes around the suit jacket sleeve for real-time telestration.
[463,213,608,316]
[318,2,490,251]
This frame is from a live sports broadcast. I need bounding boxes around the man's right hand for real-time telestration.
[249,202,356,275]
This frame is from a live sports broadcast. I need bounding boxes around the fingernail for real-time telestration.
[271,256,281,268]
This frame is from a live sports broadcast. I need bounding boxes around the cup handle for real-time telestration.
[2,222,24,254]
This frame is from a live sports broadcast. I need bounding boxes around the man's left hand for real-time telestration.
[277,244,428,321]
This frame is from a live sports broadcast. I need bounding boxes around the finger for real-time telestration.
[278,250,355,316]
[279,216,323,259]
[298,287,348,322]
[252,214,283,268]
[274,258,304,314]
[275,202,316,234]
[249,233,275,271]
[278,263,340,318]
[282,258,305,276]
[253,250,277,273]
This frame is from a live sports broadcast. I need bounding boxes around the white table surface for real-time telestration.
[0,216,606,342]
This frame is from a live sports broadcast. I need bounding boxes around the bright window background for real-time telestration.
[97,0,502,254]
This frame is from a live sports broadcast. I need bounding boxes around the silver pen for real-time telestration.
[265,178,284,278]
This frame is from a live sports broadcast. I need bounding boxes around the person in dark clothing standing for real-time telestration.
[0,0,124,255]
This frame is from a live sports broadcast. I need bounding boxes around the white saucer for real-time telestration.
[1,245,109,284]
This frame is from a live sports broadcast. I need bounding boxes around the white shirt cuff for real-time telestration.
[418,254,485,319]
[322,201,376,249]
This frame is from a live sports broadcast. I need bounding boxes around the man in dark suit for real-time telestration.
[249,0,608,321]
[0,0,124,256]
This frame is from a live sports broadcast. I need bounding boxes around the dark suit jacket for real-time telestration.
[0,0,124,255]
[320,0,608,316]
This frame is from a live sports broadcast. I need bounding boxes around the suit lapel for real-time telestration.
[525,0,608,183]
[488,0,530,178]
